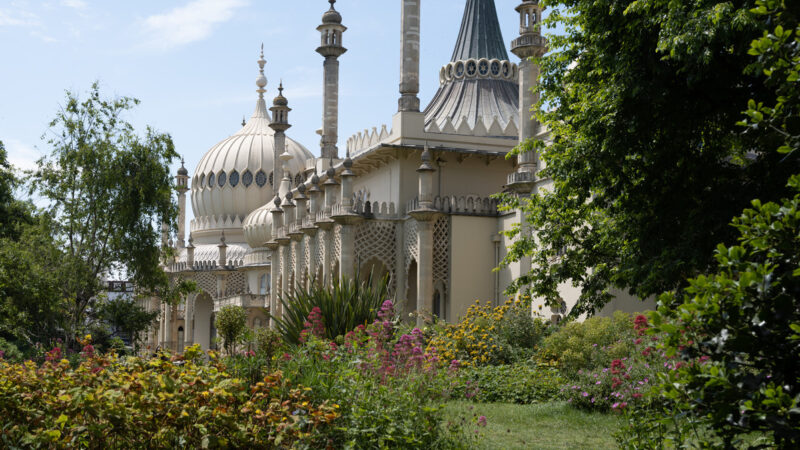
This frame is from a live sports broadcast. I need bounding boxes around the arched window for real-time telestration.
[207,172,215,188]
[229,170,240,187]
[242,170,253,187]
[199,174,205,188]
[217,171,227,187]
[268,171,274,188]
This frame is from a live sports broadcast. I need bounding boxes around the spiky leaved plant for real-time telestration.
[271,269,391,344]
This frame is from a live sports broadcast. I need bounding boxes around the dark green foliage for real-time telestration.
[500,0,799,316]
[642,175,800,447]
[215,305,248,355]
[0,216,68,350]
[454,363,566,405]
[94,297,158,352]
[493,302,551,362]
[272,272,390,345]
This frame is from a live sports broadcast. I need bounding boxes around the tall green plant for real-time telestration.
[272,271,390,344]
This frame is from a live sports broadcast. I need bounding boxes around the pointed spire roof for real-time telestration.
[450,0,509,62]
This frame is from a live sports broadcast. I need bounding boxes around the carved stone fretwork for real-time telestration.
[403,218,419,270]
[354,220,398,292]
[433,216,450,286]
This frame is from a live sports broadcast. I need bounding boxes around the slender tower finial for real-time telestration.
[317,0,347,160]
[256,43,267,100]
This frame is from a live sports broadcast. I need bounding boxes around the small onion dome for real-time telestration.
[322,0,342,24]
[273,87,288,107]
[178,163,189,176]
[242,203,273,248]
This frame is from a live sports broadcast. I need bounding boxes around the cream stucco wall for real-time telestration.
[449,215,499,322]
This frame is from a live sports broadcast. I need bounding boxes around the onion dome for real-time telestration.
[191,46,313,235]
[423,0,520,137]
[242,203,273,248]
[273,82,288,107]
[177,157,189,176]
[322,0,342,24]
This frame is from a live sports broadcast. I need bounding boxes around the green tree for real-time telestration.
[95,296,159,352]
[0,141,67,350]
[215,305,248,355]
[639,175,800,447]
[500,0,798,315]
[30,83,181,348]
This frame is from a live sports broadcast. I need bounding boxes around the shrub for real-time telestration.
[272,271,389,344]
[561,315,666,412]
[215,305,247,355]
[0,342,337,448]
[277,301,467,448]
[0,337,23,361]
[540,311,636,373]
[428,299,551,366]
[621,175,800,447]
[454,363,566,404]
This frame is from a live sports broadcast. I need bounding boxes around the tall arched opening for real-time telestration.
[194,292,213,351]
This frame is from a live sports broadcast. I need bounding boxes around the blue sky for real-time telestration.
[0,0,550,206]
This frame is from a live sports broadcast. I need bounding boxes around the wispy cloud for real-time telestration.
[142,0,248,51]
[61,0,87,10]
[0,8,40,27]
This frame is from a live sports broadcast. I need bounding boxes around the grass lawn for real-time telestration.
[443,401,624,449]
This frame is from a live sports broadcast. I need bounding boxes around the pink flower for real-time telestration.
[478,416,487,427]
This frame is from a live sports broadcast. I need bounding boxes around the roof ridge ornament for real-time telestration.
[256,43,267,100]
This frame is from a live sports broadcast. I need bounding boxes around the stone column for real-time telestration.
[164,304,173,350]
[334,157,360,281]
[184,293,196,348]
[416,221,434,324]
[408,147,438,327]
[394,221,407,313]
[399,0,421,112]
[322,57,341,158]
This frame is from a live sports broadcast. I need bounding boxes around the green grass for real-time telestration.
[443,401,624,449]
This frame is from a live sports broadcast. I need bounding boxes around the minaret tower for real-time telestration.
[510,0,547,176]
[176,157,189,248]
[398,0,421,112]
[317,0,347,160]
[269,82,291,185]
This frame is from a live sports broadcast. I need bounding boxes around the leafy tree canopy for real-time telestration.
[29,82,181,346]
[501,0,799,315]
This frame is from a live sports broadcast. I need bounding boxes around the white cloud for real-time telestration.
[61,0,87,10]
[142,0,248,50]
[4,138,42,172]
[0,8,40,27]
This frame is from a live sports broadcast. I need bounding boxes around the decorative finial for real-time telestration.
[180,155,185,167]
[329,0,336,9]
[241,116,246,127]
[220,230,226,244]
[278,80,284,96]
[256,44,267,99]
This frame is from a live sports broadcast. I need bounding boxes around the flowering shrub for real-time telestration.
[428,299,550,366]
[559,314,669,413]
[0,341,337,448]
[277,301,467,447]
